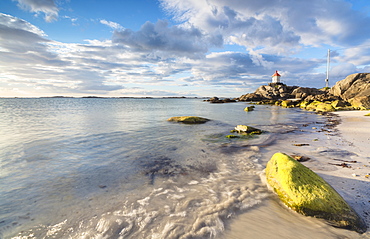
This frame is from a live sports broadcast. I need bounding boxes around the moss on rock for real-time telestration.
[244,106,255,112]
[167,116,210,124]
[266,153,367,233]
[281,100,295,108]
[305,101,336,112]
[299,101,310,109]
[234,125,263,135]
[225,135,240,138]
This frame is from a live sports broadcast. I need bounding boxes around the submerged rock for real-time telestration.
[225,134,240,138]
[167,116,210,124]
[266,153,367,233]
[232,125,263,135]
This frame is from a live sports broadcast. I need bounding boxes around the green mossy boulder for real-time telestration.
[244,106,255,112]
[281,100,295,108]
[266,153,367,233]
[306,101,336,112]
[167,116,210,124]
[299,101,310,109]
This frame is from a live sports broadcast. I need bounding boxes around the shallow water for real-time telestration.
[0,98,364,238]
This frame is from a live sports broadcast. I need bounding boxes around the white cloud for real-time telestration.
[3,0,370,98]
[14,0,59,22]
[100,19,124,30]
[112,20,212,59]
[160,0,370,52]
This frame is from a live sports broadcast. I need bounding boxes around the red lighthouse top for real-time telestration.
[272,70,281,76]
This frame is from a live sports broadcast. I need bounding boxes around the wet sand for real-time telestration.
[223,110,370,238]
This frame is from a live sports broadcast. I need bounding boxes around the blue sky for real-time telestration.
[1,0,370,97]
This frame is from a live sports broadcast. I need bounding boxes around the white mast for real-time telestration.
[325,49,330,88]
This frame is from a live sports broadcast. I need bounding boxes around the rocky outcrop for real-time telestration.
[329,73,370,109]
[204,97,237,103]
[167,116,210,124]
[238,93,264,101]
[207,73,370,110]
[266,153,367,233]
[253,83,297,100]
[239,83,334,102]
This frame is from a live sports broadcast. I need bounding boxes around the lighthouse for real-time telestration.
[272,70,281,83]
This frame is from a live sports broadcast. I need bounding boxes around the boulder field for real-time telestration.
[266,153,367,233]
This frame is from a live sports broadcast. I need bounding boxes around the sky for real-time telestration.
[1,0,370,97]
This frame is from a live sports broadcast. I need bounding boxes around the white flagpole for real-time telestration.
[325,49,330,88]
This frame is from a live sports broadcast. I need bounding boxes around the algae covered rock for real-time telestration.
[167,116,210,124]
[266,153,367,233]
[233,125,263,135]
[305,101,336,112]
[244,106,255,112]
[281,100,295,108]
[225,135,240,139]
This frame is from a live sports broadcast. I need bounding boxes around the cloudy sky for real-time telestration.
[1,0,370,97]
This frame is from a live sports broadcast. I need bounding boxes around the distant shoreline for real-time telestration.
[0,96,209,99]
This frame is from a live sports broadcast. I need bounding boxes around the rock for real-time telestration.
[167,116,210,124]
[226,135,240,138]
[266,153,367,233]
[299,101,311,109]
[305,101,336,112]
[221,98,237,103]
[348,96,370,110]
[331,100,350,108]
[291,87,326,100]
[330,73,370,109]
[281,100,295,108]
[253,83,297,100]
[290,154,310,162]
[238,93,264,101]
[206,97,237,103]
[233,125,262,135]
[244,106,255,111]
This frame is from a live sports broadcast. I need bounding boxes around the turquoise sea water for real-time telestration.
[0,98,363,238]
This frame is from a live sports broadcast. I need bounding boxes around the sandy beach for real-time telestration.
[328,111,370,231]
[224,110,370,238]
[289,110,370,235]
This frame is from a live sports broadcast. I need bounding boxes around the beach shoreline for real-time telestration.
[284,110,370,233]
[328,111,370,230]
[223,109,370,238]
[282,110,370,234]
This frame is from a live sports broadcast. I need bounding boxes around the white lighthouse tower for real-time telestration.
[272,70,281,83]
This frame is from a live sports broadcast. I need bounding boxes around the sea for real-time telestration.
[0,98,365,238]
